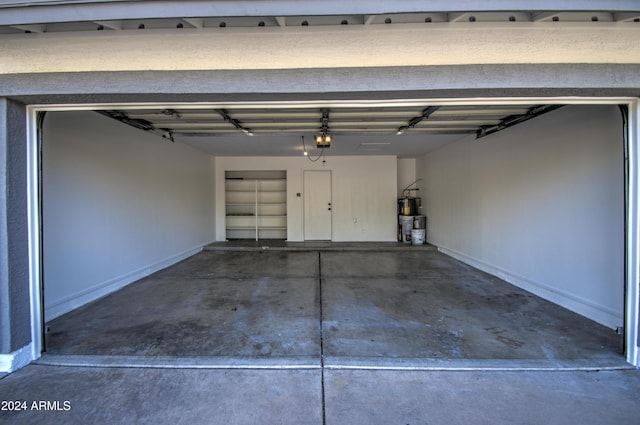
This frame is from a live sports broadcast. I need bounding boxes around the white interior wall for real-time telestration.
[417,105,624,328]
[397,158,417,197]
[43,111,216,321]
[215,155,397,242]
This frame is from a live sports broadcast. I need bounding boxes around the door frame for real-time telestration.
[23,97,640,367]
[303,169,332,241]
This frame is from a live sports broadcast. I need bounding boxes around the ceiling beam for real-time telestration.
[10,23,46,32]
[614,12,640,22]
[532,12,560,22]
[448,13,475,23]
[182,18,203,28]
[364,15,376,25]
[94,20,123,30]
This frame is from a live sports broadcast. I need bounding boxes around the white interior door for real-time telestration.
[304,170,332,240]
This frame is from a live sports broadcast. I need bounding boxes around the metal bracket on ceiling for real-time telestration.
[97,110,153,131]
[313,109,332,148]
[320,108,330,135]
[396,106,440,135]
[96,110,175,142]
[215,109,253,136]
[161,109,181,119]
[476,105,563,140]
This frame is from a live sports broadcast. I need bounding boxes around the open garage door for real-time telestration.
[29,97,638,368]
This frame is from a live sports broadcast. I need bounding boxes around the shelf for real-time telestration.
[226,214,286,217]
[226,178,285,182]
[225,226,288,230]
[226,190,285,193]
[225,170,287,241]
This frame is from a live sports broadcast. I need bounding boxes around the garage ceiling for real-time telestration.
[3,2,611,156]
[96,104,561,157]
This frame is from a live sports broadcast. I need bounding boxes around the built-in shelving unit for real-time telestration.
[225,170,287,240]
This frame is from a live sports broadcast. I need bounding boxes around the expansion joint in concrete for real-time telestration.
[318,251,327,425]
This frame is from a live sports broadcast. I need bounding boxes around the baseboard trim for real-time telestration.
[437,245,623,329]
[45,244,210,322]
[0,344,33,373]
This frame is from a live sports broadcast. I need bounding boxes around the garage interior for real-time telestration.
[2,2,640,423]
[38,102,626,368]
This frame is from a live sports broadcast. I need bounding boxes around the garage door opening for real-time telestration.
[27,98,639,368]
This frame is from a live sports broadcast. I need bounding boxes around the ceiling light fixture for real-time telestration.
[302,135,327,165]
[315,134,331,147]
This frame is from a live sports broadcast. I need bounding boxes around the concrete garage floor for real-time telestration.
[42,249,623,365]
[2,247,639,424]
